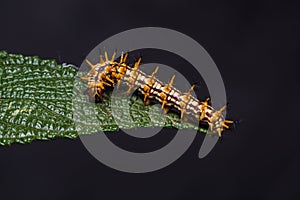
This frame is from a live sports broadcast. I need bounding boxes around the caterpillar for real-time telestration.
[80,52,233,136]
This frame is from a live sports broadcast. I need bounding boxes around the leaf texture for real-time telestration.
[0,51,207,146]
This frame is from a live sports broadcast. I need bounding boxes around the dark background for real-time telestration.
[0,0,299,199]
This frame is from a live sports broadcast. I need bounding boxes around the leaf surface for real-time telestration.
[0,51,207,146]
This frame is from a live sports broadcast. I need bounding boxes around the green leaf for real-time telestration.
[0,51,207,146]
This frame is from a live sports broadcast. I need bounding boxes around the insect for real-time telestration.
[80,52,233,136]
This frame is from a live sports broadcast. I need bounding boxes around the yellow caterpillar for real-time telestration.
[81,52,233,136]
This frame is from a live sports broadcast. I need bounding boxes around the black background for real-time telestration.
[0,0,299,199]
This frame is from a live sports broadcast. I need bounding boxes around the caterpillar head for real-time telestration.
[80,55,117,99]
[80,51,131,101]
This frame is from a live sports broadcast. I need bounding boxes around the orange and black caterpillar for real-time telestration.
[81,52,233,136]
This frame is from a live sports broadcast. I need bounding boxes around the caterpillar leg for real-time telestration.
[159,92,168,108]
[124,74,137,95]
[144,99,152,106]
[163,107,170,114]
[142,85,151,101]
[84,86,104,102]
[178,101,187,118]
